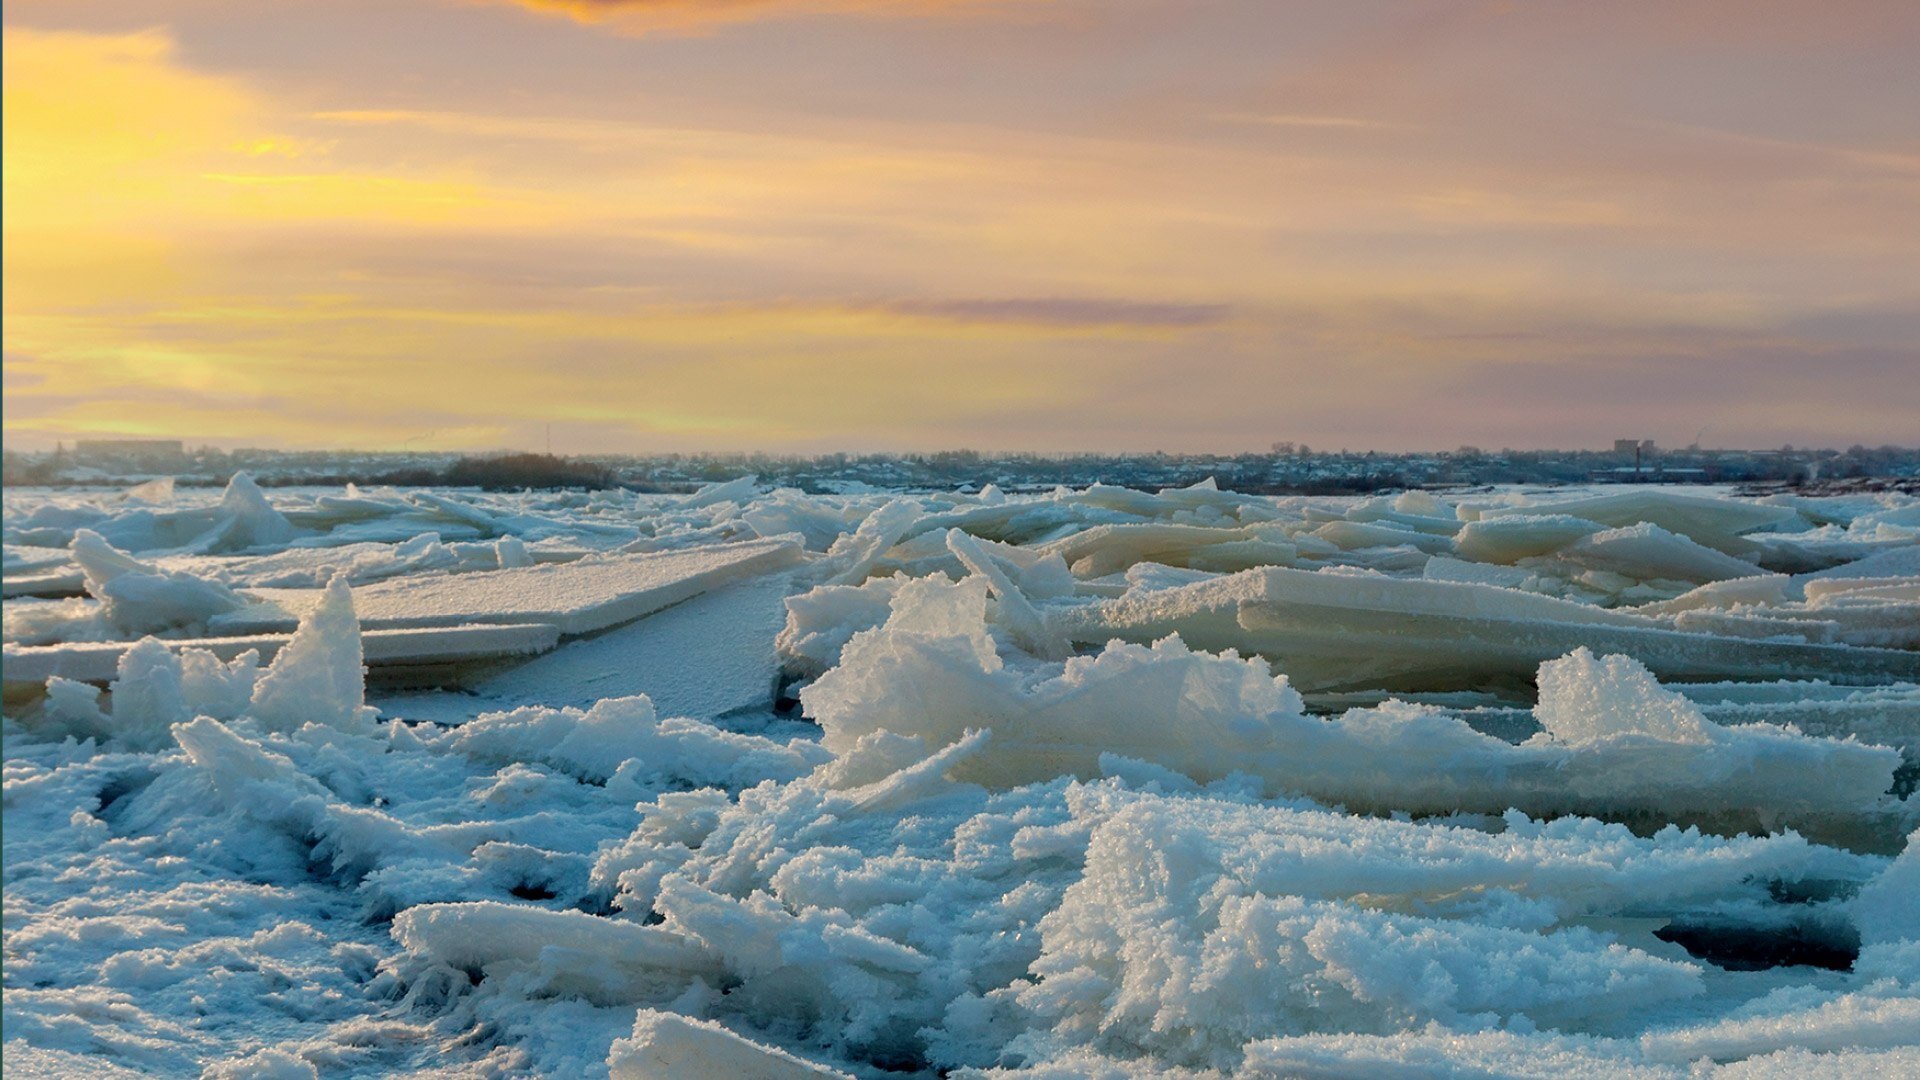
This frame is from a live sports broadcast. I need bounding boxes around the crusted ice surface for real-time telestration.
[802,578,1902,831]
[4,481,1917,1077]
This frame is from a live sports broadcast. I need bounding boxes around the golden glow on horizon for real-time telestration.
[3,4,1917,453]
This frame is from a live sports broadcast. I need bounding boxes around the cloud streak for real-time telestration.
[505,0,1034,33]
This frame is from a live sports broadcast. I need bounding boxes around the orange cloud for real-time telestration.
[506,0,1035,33]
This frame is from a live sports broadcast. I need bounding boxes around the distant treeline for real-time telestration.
[4,454,666,492]
[234,454,631,491]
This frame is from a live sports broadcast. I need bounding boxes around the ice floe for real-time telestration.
[4,478,1917,1077]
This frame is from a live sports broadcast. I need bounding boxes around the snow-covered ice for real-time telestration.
[4,478,1918,1077]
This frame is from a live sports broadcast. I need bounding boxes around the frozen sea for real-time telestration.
[3,476,1917,1078]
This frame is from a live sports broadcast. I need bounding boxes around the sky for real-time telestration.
[3,0,1917,454]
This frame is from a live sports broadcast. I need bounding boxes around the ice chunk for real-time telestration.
[1454,514,1606,563]
[1235,1030,1656,1080]
[1039,523,1296,579]
[679,475,762,510]
[813,498,921,586]
[608,1010,855,1080]
[494,535,533,568]
[1536,649,1712,745]
[1561,523,1768,584]
[27,638,262,748]
[3,544,76,575]
[1,569,92,599]
[741,489,862,551]
[1850,830,1919,946]
[806,595,1301,789]
[247,576,376,735]
[1800,543,1920,582]
[1632,575,1795,616]
[122,477,175,505]
[777,575,908,678]
[1312,519,1455,555]
[948,529,1071,660]
[198,472,298,553]
[1639,988,1920,1065]
[390,902,719,1001]
[434,695,828,787]
[71,529,245,634]
[1422,555,1536,589]
[102,639,191,749]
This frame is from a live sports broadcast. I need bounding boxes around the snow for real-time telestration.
[4,479,1917,1077]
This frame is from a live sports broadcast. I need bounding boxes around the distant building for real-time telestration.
[1610,438,1657,475]
[73,439,187,469]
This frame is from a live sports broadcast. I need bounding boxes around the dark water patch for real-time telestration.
[1655,917,1859,972]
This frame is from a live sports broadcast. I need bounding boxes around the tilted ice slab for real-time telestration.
[147,534,582,590]
[1036,522,1301,579]
[428,572,795,722]
[1559,523,1768,584]
[207,537,804,636]
[1472,491,1798,557]
[1052,565,1920,691]
[1631,573,1920,651]
[1448,683,1920,767]
[1454,513,1608,564]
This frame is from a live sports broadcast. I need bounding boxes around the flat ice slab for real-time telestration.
[209,538,803,637]
[377,572,795,724]
[2,623,560,687]
[2,571,87,599]
[461,572,793,720]
[1056,565,1920,690]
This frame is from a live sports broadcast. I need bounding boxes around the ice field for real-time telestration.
[3,476,1918,1078]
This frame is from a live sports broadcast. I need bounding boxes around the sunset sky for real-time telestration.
[4,0,1917,454]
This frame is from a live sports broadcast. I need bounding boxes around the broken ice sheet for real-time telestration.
[4,479,1918,1077]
